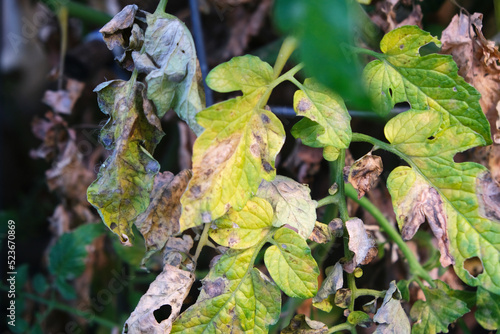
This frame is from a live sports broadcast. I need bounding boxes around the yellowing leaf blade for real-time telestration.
[264,228,319,298]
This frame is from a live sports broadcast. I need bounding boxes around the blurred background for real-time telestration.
[1,0,499,333]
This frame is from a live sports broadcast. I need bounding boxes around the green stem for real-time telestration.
[344,182,435,286]
[355,288,386,299]
[155,0,169,14]
[328,322,353,334]
[273,36,299,79]
[349,46,382,60]
[40,0,112,27]
[331,151,349,222]
[193,222,211,263]
[20,291,117,328]
[347,273,356,311]
[257,63,304,108]
[317,195,337,208]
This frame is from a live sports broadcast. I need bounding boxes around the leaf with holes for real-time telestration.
[363,26,491,144]
[179,55,285,231]
[124,264,194,334]
[171,247,281,333]
[410,280,469,334]
[209,197,274,249]
[256,175,317,239]
[87,79,164,244]
[264,227,319,298]
[385,109,500,293]
[291,78,351,161]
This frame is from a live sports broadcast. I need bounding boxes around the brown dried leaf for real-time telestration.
[328,218,344,238]
[345,218,378,272]
[283,140,323,184]
[123,264,194,334]
[370,0,422,33]
[42,79,85,115]
[308,222,331,244]
[30,111,70,161]
[281,314,328,334]
[476,171,500,223]
[347,153,383,199]
[99,5,138,50]
[163,235,194,268]
[135,170,192,264]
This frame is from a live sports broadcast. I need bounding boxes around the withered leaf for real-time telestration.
[87,79,164,245]
[163,235,194,268]
[135,170,192,265]
[100,5,138,50]
[257,175,317,239]
[308,222,331,244]
[42,79,85,115]
[30,111,71,161]
[373,281,410,333]
[313,262,343,312]
[281,314,328,334]
[476,171,500,223]
[347,153,383,199]
[345,218,378,272]
[388,167,454,268]
[123,264,194,334]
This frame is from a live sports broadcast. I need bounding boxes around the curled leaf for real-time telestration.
[308,222,331,244]
[347,153,383,199]
[313,262,343,312]
[281,314,328,334]
[345,218,378,272]
[123,264,194,334]
[42,79,85,115]
[135,170,191,264]
[388,167,454,268]
[257,175,317,239]
[373,281,410,333]
[100,5,138,50]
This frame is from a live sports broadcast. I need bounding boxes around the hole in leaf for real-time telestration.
[393,101,410,113]
[464,256,483,277]
[153,304,172,323]
[388,88,393,97]
[427,136,435,140]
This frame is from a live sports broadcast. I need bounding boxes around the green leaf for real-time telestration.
[32,273,48,294]
[264,227,319,298]
[88,79,164,244]
[141,11,205,135]
[475,286,500,330]
[373,281,410,333]
[256,175,317,239]
[397,280,411,302]
[180,55,285,230]
[348,311,371,328]
[48,223,104,299]
[291,78,351,161]
[363,26,491,143]
[385,109,500,293]
[274,0,370,108]
[172,247,281,333]
[210,197,274,249]
[410,281,469,334]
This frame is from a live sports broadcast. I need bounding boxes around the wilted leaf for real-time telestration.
[313,262,343,312]
[335,288,352,308]
[328,218,344,238]
[387,167,453,267]
[291,78,352,161]
[42,79,85,115]
[48,224,104,299]
[373,281,410,333]
[347,153,383,199]
[99,5,138,50]
[264,227,319,298]
[180,55,285,230]
[171,247,281,333]
[257,175,317,239]
[410,281,469,334]
[364,26,491,144]
[163,235,194,268]
[141,10,205,134]
[308,222,331,244]
[281,314,328,334]
[135,170,191,264]
[210,197,274,249]
[475,286,500,330]
[385,109,500,293]
[30,111,71,161]
[345,218,378,272]
[124,264,194,334]
[369,0,423,33]
[87,79,164,244]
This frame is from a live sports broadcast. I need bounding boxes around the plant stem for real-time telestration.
[349,46,382,60]
[40,0,112,27]
[344,182,435,286]
[258,63,304,109]
[331,150,349,222]
[273,36,299,79]
[355,288,386,299]
[317,195,337,208]
[20,291,118,328]
[193,222,211,263]
[328,322,353,334]
[155,0,169,14]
